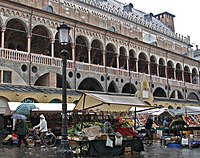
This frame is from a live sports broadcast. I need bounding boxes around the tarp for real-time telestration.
[4,102,76,115]
[169,106,200,115]
[74,93,149,112]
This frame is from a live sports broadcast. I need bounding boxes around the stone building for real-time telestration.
[0,0,200,131]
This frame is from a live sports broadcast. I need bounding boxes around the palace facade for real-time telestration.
[0,0,200,123]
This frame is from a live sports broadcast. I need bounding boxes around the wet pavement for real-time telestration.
[0,141,200,158]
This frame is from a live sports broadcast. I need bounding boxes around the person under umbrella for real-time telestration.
[15,119,28,147]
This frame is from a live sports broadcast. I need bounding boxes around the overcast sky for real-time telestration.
[117,0,199,48]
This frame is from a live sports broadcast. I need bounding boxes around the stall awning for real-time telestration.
[74,93,149,112]
[169,106,200,115]
[4,102,76,115]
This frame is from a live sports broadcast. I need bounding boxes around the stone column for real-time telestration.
[126,56,129,71]
[51,38,55,57]
[103,50,106,66]
[116,54,119,69]
[71,44,75,62]
[88,47,91,64]
[27,33,31,54]
[1,27,6,48]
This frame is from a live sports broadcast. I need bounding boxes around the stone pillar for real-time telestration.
[136,60,138,72]
[88,47,91,64]
[51,38,55,57]
[1,27,6,48]
[156,64,159,76]
[103,50,106,66]
[49,72,57,88]
[148,61,150,74]
[126,56,129,71]
[116,54,119,69]
[27,33,31,54]
[71,44,75,62]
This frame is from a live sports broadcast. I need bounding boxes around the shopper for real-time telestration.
[33,114,48,148]
[145,115,153,142]
[15,119,28,147]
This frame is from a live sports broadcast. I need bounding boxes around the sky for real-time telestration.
[117,0,199,49]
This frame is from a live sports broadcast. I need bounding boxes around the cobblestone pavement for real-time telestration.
[1,142,200,158]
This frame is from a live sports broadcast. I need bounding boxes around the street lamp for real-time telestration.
[56,23,73,158]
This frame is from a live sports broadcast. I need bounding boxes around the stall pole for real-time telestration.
[56,23,73,158]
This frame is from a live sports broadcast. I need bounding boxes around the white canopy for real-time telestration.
[169,106,200,115]
[74,93,149,112]
[4,102,76,115]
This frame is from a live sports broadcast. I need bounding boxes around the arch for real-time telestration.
[138,52,148,74]
[187,92,199,101]
[78,78,103,91]
[119,46,127,70]
[91,39,103,65]
[108,81,118,93]
[150,55,157,75]
[192,68,198,84]
[167,60,174,79]
[129,49,136,71]
[159,58,166,77]
[168,105,173,109]
[153,87,167,97]
[122,83,137,94]
[22,98,38,103]
[176,63,182,81]
[170,90,184,99]
[5,18,27,51]
[106,43,117,68]
[49,99,61,103]
[75,35,89,62]
[31,25,51,55]
[184,66,190,83]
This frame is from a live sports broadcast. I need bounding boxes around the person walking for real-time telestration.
[15,119,28,147]
[33,114,48,148]
[145,115,153,144]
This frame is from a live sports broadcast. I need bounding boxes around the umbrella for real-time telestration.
[15,103,37,115]
[11,114,27,120]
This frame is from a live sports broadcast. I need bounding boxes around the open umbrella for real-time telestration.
[15,103,37,115]
[11,114,27,120]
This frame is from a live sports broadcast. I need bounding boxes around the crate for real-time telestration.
[124,146,132,155]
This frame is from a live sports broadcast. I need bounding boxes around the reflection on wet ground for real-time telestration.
[1,142,200,158]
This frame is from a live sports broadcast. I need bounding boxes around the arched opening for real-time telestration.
[108,81,118,93]
[122,83,137,94]
[5,19,27,51]
[91,39,103,65]
[78,78,103,91]
[150,55,157,75]
[176,63,182,81]
[31,25,51,55]
[119,47,127,70]
[75,35,88,62]
[129,49,136,71]
[106,43,117,68]
[153,87,167,97]
[184,66,190,83]
[167,60,174,79]
[159,58,166,77]
[138,52,148,74]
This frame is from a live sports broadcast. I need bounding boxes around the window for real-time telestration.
[3,71,12,83]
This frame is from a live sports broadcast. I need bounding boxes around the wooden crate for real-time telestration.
[124,146,132,155]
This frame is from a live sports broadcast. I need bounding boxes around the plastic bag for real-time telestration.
[115,136,123,146]
[106,136,113,147]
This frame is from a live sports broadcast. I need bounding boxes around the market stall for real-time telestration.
[4,102,76,136]
[70,93,152,157]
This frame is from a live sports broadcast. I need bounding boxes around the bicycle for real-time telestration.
[26,129,56,147]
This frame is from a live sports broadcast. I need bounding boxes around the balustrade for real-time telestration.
[0,48,200,90]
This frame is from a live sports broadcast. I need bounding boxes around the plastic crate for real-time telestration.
[167,143,181,148]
